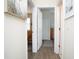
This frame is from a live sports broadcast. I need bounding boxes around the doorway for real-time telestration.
[41,8,55,52]
[30,7,60,59]
[32,6,58,53]
[27,5,61,59]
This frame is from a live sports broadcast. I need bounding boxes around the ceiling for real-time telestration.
[28,0,62,13]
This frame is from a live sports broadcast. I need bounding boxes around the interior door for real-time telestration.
[32,7,38,53]
[37,8,42,50]
[32,7,42,52]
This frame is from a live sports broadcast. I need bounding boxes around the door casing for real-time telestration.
[32,5,60,54]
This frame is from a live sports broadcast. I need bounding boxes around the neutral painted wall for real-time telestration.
[63,16,74,59]
[42,12,50,40]
[42,12,54,40]
[4,14,27,59]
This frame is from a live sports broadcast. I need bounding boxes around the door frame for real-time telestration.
[32,5,60,54]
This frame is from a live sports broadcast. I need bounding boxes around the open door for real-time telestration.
[32,7,42,53]
[37,8,42,50]
[32,7,38,53]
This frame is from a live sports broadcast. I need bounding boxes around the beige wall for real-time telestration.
[4,14,27,59]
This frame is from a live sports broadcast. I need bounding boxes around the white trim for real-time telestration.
[54,7,60,54]
[35,5,56,8]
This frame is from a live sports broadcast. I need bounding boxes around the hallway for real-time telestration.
[4,0,74,59]
[28,40,60,59]
[28,47,60,59]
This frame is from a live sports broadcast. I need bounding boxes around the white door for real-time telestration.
[37,8,42,50]
[32,7,38,53]
[32,7,42,53]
